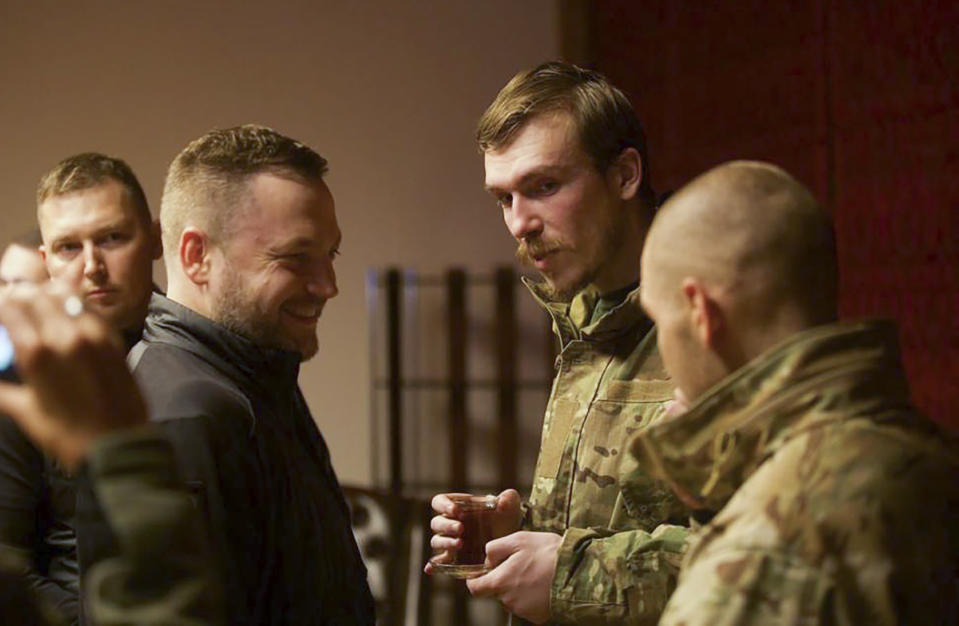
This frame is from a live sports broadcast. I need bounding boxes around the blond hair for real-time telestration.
[160,124,328,255]
[477,61,656,208]
[36,152,150,224]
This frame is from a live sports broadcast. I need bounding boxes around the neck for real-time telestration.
[593,199,648,293]
[165,273,212,319]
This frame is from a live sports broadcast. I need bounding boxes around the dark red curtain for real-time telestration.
[592,0,958,428]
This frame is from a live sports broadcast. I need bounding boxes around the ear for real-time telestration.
[179,228,212,286]
[681,277,723,349]
[149,219,163,260]
[611,147,643,201]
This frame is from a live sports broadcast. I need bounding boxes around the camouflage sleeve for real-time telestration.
[657,544,834,626]
[82,425,224,626]
[550,524,688,625]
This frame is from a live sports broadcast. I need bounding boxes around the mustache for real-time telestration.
[515,236,566,266]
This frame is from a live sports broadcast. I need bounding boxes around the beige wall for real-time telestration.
[0,1,559,485]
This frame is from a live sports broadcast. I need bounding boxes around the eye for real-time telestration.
[533,179,559,195]
[496,193,513,210]
[329,247,341,260]
[100,231,130,247]
[54,242,82,258]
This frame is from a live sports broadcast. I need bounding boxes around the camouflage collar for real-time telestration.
[522,276,648,344]
[630,320,911,511]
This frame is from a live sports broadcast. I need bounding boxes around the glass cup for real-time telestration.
[430,494,497,579]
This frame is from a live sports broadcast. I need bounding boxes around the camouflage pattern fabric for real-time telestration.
[520,279,689,625]
[84,425,224,625]
[631,320,959,625]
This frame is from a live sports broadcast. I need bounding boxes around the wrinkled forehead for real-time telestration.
[38,181,144,237]
[483,112,586,187]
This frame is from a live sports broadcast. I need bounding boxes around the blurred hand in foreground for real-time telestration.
[0,284,146,469]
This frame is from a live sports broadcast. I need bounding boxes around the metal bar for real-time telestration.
[386,268,403,497]
[495,266,518,490]
[385,269,405,625]
[365,269,384,488]
[447,269,468,490]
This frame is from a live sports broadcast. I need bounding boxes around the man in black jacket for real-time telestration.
[0,153,161,625]
[123,124,372,625]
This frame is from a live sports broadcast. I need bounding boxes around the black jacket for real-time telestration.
[0,418,78,624]
[82,294,374,625]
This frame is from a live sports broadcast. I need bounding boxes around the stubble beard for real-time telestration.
[516,211,626,302]
[212,267,319,361]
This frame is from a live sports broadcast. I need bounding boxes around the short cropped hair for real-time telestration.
[477,61,656,209]
[160,124,328,255]
[36,153,150,224]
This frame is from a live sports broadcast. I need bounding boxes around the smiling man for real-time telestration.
[104,125,373,625]
[428,62,689,625]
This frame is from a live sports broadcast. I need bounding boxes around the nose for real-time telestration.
[504,196,543,241]
[82,243,106,280]
[307,257,338,300]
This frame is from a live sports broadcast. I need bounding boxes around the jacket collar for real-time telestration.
[522,276,650,343]
[630,320,914,512]
[143,293,302,389]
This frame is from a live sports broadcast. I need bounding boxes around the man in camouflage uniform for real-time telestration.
[637,160,959,624]
[428,62,688,624]
[0,284,222,625]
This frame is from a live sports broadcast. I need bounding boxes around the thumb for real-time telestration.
[484,531,521,567]
[496,488,522,513]
[0,380,32,426]
[0,381,51,450]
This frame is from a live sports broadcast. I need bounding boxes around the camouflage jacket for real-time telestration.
[631,320,959,625]
[84,426,223,625]
[0,425,223,625]
[521,279,689,625]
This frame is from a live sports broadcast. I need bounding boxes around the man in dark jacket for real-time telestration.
[0,283,223,625]
[0,153,161,625]
[124,124,372,625]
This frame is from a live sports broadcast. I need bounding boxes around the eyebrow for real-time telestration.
[271,233,342,254]
[47,218,135,246]
[484,165,568,194]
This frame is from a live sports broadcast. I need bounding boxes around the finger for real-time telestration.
[430,535,461,552]
[484,531,523,566]
[431,492,472,516]
[0,380,33,425]
[430,515,462,536]
[0,291,41,364]
[466,567,502,598]
[0,381,62,459]
[496,488,521,512]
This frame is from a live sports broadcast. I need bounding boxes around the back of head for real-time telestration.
[649,160,837,331]
[36,152,150,224]
[160,124,328,260]
[477,61,656,209]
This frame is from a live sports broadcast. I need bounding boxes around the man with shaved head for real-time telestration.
[636,160,959,624]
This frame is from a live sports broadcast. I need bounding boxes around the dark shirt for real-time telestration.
[78,294,374,625]
[0,411,79,624]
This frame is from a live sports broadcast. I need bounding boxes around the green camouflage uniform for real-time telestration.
[521,279,689,625]
[84,425,224,625]
[0,425,223,625]
[631,320,959,625]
